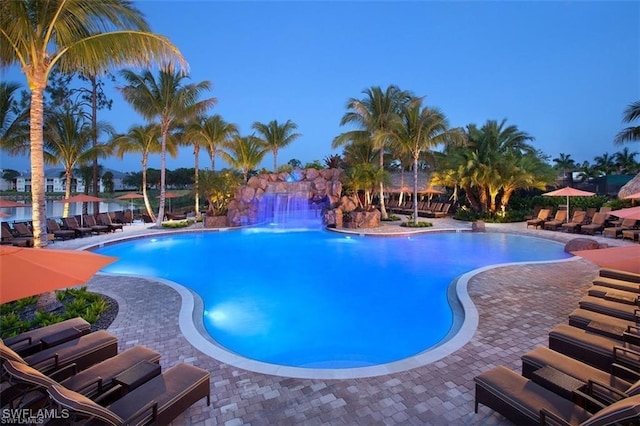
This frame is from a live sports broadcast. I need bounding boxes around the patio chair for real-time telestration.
[603,218,638,239]
[1,222,33,247]
[599,268,640,284]
[12,222,33,238]
[587,286,639,305]
[1,346,161,408]
[0,330,118,375]
[2,317,90,357]
[475,365,640,425]
[543,209,568,231]
[46,218,76,241]
[593,277,640,294]
[47,362,210,425]
[581,212,609,235]
[568,308,637,340]
[521,346,638,405]
[526,208,551,228]
[578,295,639,321]
[61,216,93,238]
[83,214,110,234]
[548,324,640,378]
[560,210,587,233]
[97,213,124,232]
[622,229,640,242]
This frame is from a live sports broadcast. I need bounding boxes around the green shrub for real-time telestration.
[400,221,433,228]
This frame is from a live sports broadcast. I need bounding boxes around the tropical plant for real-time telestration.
[251,119,302,171]
[220,135,268,182]
[0,0,186,248]
[112,124,172,221]
[333,85,412,219]
[119,69,216,226]
[614,100,640,145]
[593,152,617,176]
[199,168,243,215]
[391,97,465,223]
[552,153,577,187]
[0,81,28,147]
[614,147,639,174]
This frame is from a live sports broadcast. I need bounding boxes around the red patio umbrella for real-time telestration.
[542,187,595,222]
[0,246,117,304]
[610,206,640,221]
[624,192,640,200]
[157,191,184,212]
[0,199,30,208]
[572,245,640,274]
[116,192,145,212]
[56,194,106,226]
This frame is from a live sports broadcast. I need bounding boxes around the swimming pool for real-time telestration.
[94,229,572,376]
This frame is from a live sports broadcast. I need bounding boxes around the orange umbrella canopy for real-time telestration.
[543,186,595,220]
[610,206,640,220]
[0,246,117,304]
[572,245,640,274]
[116,192,144,200]
[56,194,105,203]
[624,192,640,200]
[0,199,30,208]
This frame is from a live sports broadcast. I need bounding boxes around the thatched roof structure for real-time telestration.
[618,173,640,198]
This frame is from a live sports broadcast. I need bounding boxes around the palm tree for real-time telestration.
[0,0,186,248]
[0,81,28,146]
[220,135,268,182]
[392,97,465,223]
[552,153,577,187]
[333,85,412,219]
[614,101,640,145]
[119,69,216,226]
[251,119,301,171]
[112,124,173,221]
[614,147,639,174]
[44,108,112,217]
[593,152,617,176]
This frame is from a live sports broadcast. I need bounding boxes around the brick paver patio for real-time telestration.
[52,218,632,425]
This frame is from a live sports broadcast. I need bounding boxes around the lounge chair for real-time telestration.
[548,323,640,377]
[46,219,76,241]
[623,229,640,242]
[61,216,93,238]
[593,277,640,294]
[1,346,161,408]
[581,212,609,235]
[1,222,33,247]
[543,209,568,231]
[560,210,587,233]
[526,208,552,229]
[604,218,638,239]
[97,213,124,232]
[12,222,34,239]
[47,362,210,425]
[568,308,637,340]
[600,268,640,284]
[475,365,640,425]
[578,295,639,321]
[521,346,638,404]
[83,214,110,234]
[2,317,90,356]
[587,286,639,305]
[0,330,118,375]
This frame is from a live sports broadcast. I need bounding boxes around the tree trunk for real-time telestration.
[141,156,156,222]
[156,121,168,227]
[379,149,387,219]
[413,156,419,224]
[194,144,200,217]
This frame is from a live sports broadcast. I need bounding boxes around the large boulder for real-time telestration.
[564,238,600,253]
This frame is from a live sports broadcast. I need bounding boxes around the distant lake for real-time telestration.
[0,200,129,222]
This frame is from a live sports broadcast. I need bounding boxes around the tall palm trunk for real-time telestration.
[141,155,156,222]
[412,156,419,224]
[63,170,72,218]
[90,75,100,214]
[156,121,169,226]
[194,144,200,216]
[379,150,387,219]
[29,84,47,248]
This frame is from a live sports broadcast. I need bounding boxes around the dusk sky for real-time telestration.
[1,1,638,174]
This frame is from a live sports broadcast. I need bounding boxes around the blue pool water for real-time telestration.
[94,229,572,369]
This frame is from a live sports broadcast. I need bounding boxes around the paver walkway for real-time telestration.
[50,218,634,425]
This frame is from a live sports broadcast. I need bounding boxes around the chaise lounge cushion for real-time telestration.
[587,286,639,305]
[568,308,634,338]
[600,268,640,284]
[474,365,591,425]
[2,317,90,356]
[578,295,638,321]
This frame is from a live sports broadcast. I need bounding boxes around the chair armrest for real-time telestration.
[124,399,158,426]
[29,353,60,373]
[92,383,122,405]
[48,363,77,382]
[573,389,608,412]
[611,363,640,381]
[6,335,32,347]
[587,379,629,404]
[540,408,571,425]
[623,331,640,346]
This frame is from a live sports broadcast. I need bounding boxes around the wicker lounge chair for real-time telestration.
[0,330,118,375]
[548,324,640,378]
[83,214,110,234]
[600,268,640,284]
[561,210,587,233]
[568,308,637,340]
[62,216,93,238]
[593,277,640,294]
[521,346,639,404]
[97,213,124,232]
[2,317,90,356]
[581,212,609,235]
[526,208,552,228]
[1,222,33,247]
[1,346,161,408]
[543,210,568,231]
[578,295,639,322]
[587,286,639,305]
[475,365,640,425]
[604,218,638,239]
[46,218,76,241]
[47,362,210,425]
